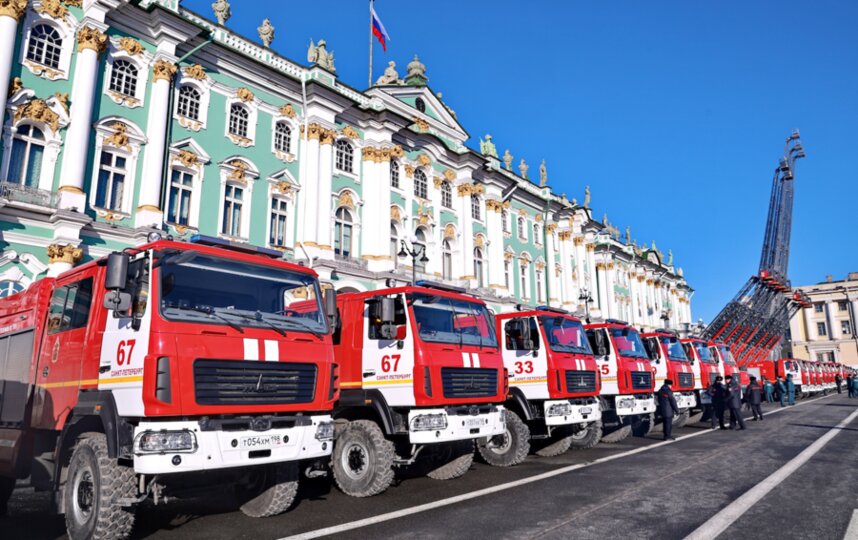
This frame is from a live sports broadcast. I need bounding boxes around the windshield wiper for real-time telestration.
[177,304,243,333]
[277,317,324,339]
[221,309,286,337]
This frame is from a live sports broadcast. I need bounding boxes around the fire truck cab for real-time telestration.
[585,320,656,443]
[641,330,695,428]
[681,338,723,419]
[710,342,747,389]
[330,282,506,497]
[0,238,338,538]
[490,307,602,462]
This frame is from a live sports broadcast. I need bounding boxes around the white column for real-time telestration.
[0,4,25,125]
[485,197,505,291]
[315,131,334,258]
[545,226,560,307]
[559,232,574,307]
[136,58,176,228]
[457,184,475,282]
[297,126,321,249]
[803,305,816,340]
[58,25,107,210]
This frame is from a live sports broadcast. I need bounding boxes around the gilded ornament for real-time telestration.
[64,0,81,6]
[319,128,336,145]
[76,25,108,54]
[546,224,557,233]
[183,64,207,80]
[404,164,414,178]
[433,177,443,189]
[456,184,472,197]
[279,103,296,118]
[47,243,83,265]
[306,123,322,140]
[174,149,198,168]
[474,235,485,248]
[504,251,514,261]
[376,147,391,162]
[518,208,526,217]
[53,91,69,113]
[152,59,177,82]
[236,87,255,103]
[557,231,572,241]
[14,98,60,132]
[413,116,429,132]
[417,154,431,167]
[226,160,248,182]
[390,145,404,158]
[338,191,355,209]
[443,224,456,240]
[341,125,359,139]
[443,169,456,181]
[361,146,377,161]
[485,199,502,212]
[573,236,584,246]
[535,214,543,222]
[277,181,293,194]
[390,206,401,221]
[8,76,22,95]
[104,122,131,151]
[118,37,144,56]
[535,261,546,271]
[0,0,27,21]
[36,0,67,19]
[519,256,530,267]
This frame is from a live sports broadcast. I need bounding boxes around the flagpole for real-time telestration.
[368,0,374,87]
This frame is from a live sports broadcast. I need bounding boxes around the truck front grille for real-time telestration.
[630,371,653,390]
[193,359,317,406]
[677,372,694,389]
[565,370,597,393]
[441,367,498,399]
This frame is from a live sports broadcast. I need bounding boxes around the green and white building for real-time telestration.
[0,0,693,329]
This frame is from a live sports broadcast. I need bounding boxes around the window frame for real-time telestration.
[413,168,428,200]
[390,159,400,189]
[471,194,482,221]
[173,71,212,131]
[335,139,354,174]
[108,58,139,98]
[102,44,151,108]
[268,196,290,248]
[176,84,202,121]
[817,322,827,337]
[441,181,452,208]
[165,167,195,227]
[6,124,46,189]
[224,95,257,147]
[334,207,355,258]
[273,120,293,156]
[20,17,72,80]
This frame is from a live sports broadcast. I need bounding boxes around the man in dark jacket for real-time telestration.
[709,376,727,430]
[775,376,786,407]
[835,373,843,394]
[658,379,680,440]
[725,375,746,430]
[848,374,854,398]
[744,375,764,421]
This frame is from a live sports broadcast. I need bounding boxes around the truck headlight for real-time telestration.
[315,421,335,441]
[134,430,197,454]
[618,398,635,409]
[548,402,573,417]
[410,413,447,432]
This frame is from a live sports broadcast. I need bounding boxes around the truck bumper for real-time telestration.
[676,392,696,410]
[543,398,602,426]
[408,405,506,444]
[615,394,656,417]
[132,415,334,475]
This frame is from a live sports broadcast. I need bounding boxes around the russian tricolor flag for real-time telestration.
[371,3,391,51]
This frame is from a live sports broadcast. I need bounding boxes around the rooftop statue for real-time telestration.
[479,134,498,158]
[518,158,529,179]
[258,18,274,47]
[626,226,631,244]
[668,249,674,266]
[405,54,428,85]
[583,185,591,208]
[375,61,401,85]
[502,149,513,171]
[308,39,336,73]
[212,0,230,25]
[539,159,547,187]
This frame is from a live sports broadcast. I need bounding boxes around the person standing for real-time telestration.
[847,374,853,398]
[764,378,774,403]
[657,379,680,440]
[835,373,843,394]
[775,376,787,407]
[786,374,796,406]
[709,376,727,429]
[852,374,858,398]
[725,375,746,430]
[744,376,764,420]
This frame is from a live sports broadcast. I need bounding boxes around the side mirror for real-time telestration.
[324,288,338,330]
[103,291,131,312]
[104,252,130,290]
[380,297,396,324]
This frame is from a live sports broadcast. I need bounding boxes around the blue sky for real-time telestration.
[184,0,858,322]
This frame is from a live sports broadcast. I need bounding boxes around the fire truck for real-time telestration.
[710,342,748,389]
[486,307,602,463]
[0,238,338,539]
[746,358,803,395]
[680,338,723,422]
[330,282,506,497]
[641,330,695,428]
[584,320,655,443]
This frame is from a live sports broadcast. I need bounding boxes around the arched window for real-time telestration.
[270,197,289,247]
[533,223,541,244]
[441,181,452,208]
[0,280,24,298]
[414,169,427,199]
[176,85,201,120]
[520,264,528,299]
[390,224,399,261]
[335,139,353,173]
[504,259,511,289]
[167,167,193,225]
[228,103,249,138]
[94,150,127,211]
[414,228,427,274]
[7,125,45,188]
[535,268,544,303]
[274,121,291,153]
[517,216,526,239]
[221,184,244,236]
[334,207,353,257]
[442,239,453,280]
[471,194,481,220]
[109,59,138,97]
[502,209,510,233]
[474,247,485,288]
[390,160,400,188]
[26,24,62,69]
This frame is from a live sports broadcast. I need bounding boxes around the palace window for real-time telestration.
[474,247,485,288]
[269,198,289,247]
[7,125,45,188]
[814,303,824,313]
[416,97,426,113]
[502,209,510,233]
[842,320,852,335]
[274,121,291,153]
[442,239,453,280]
[414,169,428,199]
[390,224,399,260]
[26,24,62,69]
[94,150,127,212]
[471,194,481,220]
[166,168,193,226]
[414,228,428,274]
[838,301,849,312]
[390,160,400,188]
[221,184,244,237]
[334,207,354,257]
[517,216,526,240]
[441,181,452,208]
[109,59,138,97]
[504,259,511,289]
[335,139,353,173]
[533,223,541,244]
[228,103,249,138]
[520,264,528,299]
[535,269,544,303]
[817,322,827,337]
[176,85,201,120]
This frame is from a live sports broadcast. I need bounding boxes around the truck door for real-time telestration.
[31,277,94,430]
[361,294,416,407]
[504,317,548,399]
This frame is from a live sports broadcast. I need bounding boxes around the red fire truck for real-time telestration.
[0,238,338,539]
[746,358,803,395]
[710,342,748,389]
[487,307,602,463]
[584,320,655,443]
[330,282,506,497]
[641,330,695,428]
[681,338,723,421]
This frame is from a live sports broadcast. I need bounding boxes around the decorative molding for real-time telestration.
[13,98,60,132]
[47,243,82,265]
[236,87,255,103]
[433,176,443,189]
[596,262,606,271]
[76,25,108,55]
[0,0,28,21]
[183,63,207,80]
[226,159,249,183]
[337,191,355,209]
[36,0,67,19]
[546,224,557,233]
[319,128,335,145]
[9,76,22,95]
[390,205,401,221]
[152,59,176,82]
[306,123,321,140]
[474,235,485,248]
[341,125,359,139]
[485,199,503,212]
[535,261,546,271]
[573,236,584,246]
[413,116,429,132]
[390,145,404,158]
[404,164,414,178]
[279,103,296,118]
[504,251,515,261]
[118,36,144,56]
[518,208,527,217]
[417,154,431,167]
[276,181,293,195]
[173,149,199,169]
[103,122,131,151]
[443,223,456,239]
[443,168,456,181]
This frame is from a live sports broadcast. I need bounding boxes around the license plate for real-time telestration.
[580,407,593,415]
[464,417,484,428]
[239,434,287,450]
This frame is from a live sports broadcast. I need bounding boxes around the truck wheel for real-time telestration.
[0,475,15,516]
[236,463,298,518]
[672,410,690,428]
[63,433,136,540]
[534,426,574,457]
[632,413,655,437]
[332,420,395,497]
[477,409,530,467]
[688,410,704,424]
[425,440,474,480]
[568,421,602,450]
[600,423,631,443]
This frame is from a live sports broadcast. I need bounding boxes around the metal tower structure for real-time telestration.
[703,130,810,365]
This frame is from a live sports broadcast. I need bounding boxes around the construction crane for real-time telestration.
[703,130,809,366]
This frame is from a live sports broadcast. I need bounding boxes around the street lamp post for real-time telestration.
[578,288,593,323]
[398,235,429,285]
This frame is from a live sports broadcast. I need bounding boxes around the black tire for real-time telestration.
[0,475,15,516]
[63,432,136,540]
[688,410,704,424]
[331,420,395,497]
[568,421,602,450]
[600,423,631,443]
[477,409,530,467]
[534,426,574,457]
[425,440,474,480]
[631,413,655,437]
[236,463,298,518]
[673,409,690,428]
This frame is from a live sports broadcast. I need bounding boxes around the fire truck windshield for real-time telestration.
[158,253,327,334]
[718,346,736,365]
[608,327,648,359]
[693,342,716,363]
[539,316,593,355]
[410,293,498,348]
[659,336,688,361]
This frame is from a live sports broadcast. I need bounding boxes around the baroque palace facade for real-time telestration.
[0,0,693,329]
